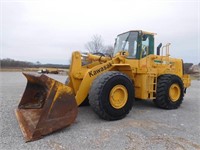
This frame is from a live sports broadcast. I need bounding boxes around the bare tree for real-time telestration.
[85,34,115,56]
[103,45,114,56]
[85,34,104,53]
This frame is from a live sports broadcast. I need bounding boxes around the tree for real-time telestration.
[36,61,41,65]
[85,34,114,56]
[103,45,114,56]
[85,34,104,53]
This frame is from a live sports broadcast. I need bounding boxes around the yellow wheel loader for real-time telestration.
[15,30,191,141]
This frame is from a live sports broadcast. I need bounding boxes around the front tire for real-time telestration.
[154,74,184,109]
[89,71,134,120]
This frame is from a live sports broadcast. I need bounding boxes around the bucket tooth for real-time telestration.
[15,73,78,142]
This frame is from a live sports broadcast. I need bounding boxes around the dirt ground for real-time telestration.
[0,72,199,150]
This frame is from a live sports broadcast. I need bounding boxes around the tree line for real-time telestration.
[1,58,196,74]
[0,58,69,69]
[0,58,34,68]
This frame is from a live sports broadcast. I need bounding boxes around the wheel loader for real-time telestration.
[15,30,191,142]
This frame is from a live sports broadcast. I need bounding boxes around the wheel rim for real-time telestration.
[109,85,128,109]
[169,83,181,102]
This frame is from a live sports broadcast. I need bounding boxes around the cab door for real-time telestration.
[140,34,154,58]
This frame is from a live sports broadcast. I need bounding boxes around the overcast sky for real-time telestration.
[0,0,199,64]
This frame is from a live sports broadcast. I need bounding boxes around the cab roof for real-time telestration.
[118,30,156,36]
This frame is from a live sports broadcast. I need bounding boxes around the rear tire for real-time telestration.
[154,74,184,109]
[89,71,134,120]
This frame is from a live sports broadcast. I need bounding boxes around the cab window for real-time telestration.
[141,35,150,58]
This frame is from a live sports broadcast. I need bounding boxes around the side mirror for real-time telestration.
[157,43,162,55]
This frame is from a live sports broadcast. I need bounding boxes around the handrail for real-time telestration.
[161,43,171,56]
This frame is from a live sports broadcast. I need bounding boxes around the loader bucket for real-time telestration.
[15,73,78,142]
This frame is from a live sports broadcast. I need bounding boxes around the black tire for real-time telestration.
[154,74,184,109]
[89,71,134,120]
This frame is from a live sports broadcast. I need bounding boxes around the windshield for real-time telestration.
[114,31,138,58]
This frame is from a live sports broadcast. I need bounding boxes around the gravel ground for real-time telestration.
[0,72,200,150]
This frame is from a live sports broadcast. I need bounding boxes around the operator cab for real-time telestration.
[114,30,155,59]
